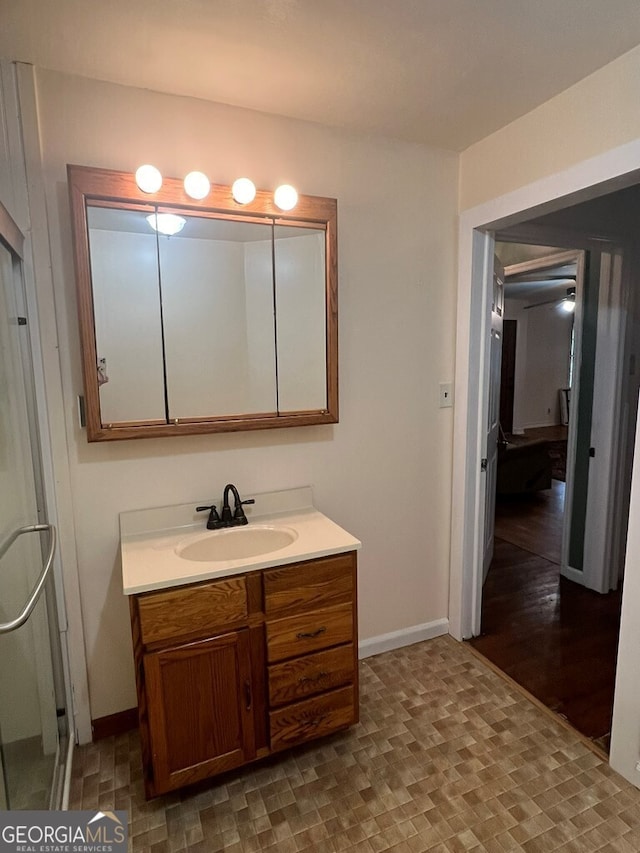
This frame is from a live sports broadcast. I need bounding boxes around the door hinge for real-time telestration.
[481,458,488,472]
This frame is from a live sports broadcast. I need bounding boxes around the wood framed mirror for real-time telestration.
[67,165,338,441]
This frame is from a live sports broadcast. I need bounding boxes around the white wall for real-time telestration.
[503,297,572,431]
[521,304,571,428]
[33,68,458,720]
[460,45,640,210]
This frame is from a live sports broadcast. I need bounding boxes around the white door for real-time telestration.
[562,248,627,592]
[482,256,504,582]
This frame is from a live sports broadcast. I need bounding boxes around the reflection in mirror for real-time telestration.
[88,206,165,424]
[274,225,327,412]
[159,216,277,418]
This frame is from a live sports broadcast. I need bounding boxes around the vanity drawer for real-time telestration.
[263,553,355,617]
[270,685,355,752]
[266,602,353,663]
[137,576,248,645]
[268,643,355,707]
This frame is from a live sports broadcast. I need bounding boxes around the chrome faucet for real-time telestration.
[196,484,255,529]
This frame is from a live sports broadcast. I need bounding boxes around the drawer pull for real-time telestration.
[298,671,329,686]
[244,679,252,711]
[296,626,327,640]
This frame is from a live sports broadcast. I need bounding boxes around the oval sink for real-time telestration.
[177,526,297,562]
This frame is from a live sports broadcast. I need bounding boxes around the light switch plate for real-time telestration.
[439,382,453,408]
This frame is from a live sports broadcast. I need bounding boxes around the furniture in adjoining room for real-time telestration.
[522,425,569,482]
[497,437,553,495]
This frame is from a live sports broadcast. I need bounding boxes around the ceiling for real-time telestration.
[3,0,640,150]
[504,264,576,302]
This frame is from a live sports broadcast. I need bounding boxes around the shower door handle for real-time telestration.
[0,523,56,634]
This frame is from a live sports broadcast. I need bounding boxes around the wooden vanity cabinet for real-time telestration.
[263,553,359,752]
[129,551,358,798]
[143,629,257,794]
[130,574,266,798]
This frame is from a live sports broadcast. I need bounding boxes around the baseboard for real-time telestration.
[91,708,138,741]
[562,565,587,586]
[522,421,561,430]
[91,623,450,737]
[358,618,449,659]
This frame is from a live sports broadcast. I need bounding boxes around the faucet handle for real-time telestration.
[196,505,223,529]
[233,498,255,523]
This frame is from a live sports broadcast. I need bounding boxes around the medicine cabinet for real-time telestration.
[67,165,338,441]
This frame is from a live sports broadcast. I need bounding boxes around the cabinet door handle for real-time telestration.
[298,671,329,686]
[296,626,327,640]
[244,679,252,711]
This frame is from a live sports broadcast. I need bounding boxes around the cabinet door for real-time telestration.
[144,630,256,794]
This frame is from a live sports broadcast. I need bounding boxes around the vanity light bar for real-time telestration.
[135,165,298,210]
[183,171,210,200]
[232,177,256,204]
[135,164,163,194]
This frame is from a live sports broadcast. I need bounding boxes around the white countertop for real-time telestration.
[120,486,361,595]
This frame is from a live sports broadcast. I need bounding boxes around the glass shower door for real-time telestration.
[0,239,62,809]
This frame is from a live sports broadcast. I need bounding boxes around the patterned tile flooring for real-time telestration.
[70,637,640,852]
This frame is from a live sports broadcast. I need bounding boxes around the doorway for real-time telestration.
[450,146,640,785]
[469,243,623,750]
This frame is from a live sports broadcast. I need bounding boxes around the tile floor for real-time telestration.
[70,636,640,852]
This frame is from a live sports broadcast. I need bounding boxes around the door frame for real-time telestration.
[449,137,640,787]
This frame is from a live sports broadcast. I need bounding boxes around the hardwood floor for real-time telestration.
[470,481,622,749]
[523,424,568,443]
[495,479,564,563]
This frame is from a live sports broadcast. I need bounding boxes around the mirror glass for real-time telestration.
[71,166,337,440]
[274,224,326,412]
[158,216,277,419]
[88,206,166,424]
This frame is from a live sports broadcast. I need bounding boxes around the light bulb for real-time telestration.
[146,213,186,236]
[560,298,575,313]
[184,171,210,200]
[232,177,257,205]
[135,164,163,194]
[274,184,298,211]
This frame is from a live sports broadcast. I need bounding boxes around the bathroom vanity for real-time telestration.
[121,488,360,798]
